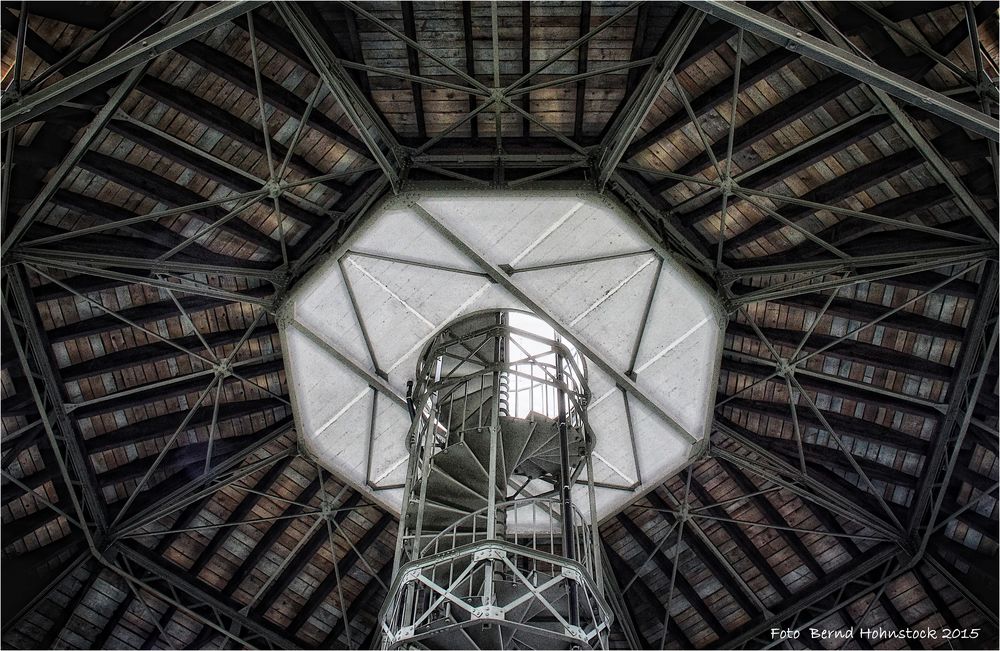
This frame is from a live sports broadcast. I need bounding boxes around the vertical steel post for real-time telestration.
[556,339,580,627]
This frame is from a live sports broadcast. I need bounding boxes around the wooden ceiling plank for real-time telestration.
[716,457,827,579]
[319,558,393,648]
[721,356,942,429]
[724,321,954,381]
[88,398,285,456]
[187,455,296,576]
[719,133,985,249]
[44,285,271,344]
[604,544,679,649]
[71,358,283,420]
[174,40,368,156]
[137,77,349,196]
[644,489,766,620]
[220,476,323,597]
[247,490,362,619]
[58,323,278,382]
[685,475,793,601]
[77,152,281,256]
[401,2,427,139]
[287,511,391,636]
[616,512,728,639]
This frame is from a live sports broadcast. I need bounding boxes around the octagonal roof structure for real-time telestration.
[280,185,725,520]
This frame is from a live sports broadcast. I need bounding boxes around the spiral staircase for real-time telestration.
[377,312,614,649]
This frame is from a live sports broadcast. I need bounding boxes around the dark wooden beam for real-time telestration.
[45,190,267,262]
[0,1,112,29]
[58,323,278,382]
[136,77,349,196]
[773,180,987,264]
[320,558,393,648]
[153,493,216,557]
[684,477,793,601]
[716,458,827,579]
[0,507,66,548]
[718,417,911,525]
[104,121,324,230]
[172,40,368,155]
[879,593,919,649]
[221,476,323,597]
[287,511,392,635]
[246,492,363,619]
[572,1,591,141]
[721,355,941,429]
[729,288,966,340]
[913,563,963,631]
[187,456,295,575]
[604,543,689,649]
[118,417,295,521]
[725,423,920,489]
[1,464,60,507]
[839,606,876,650]
[93,583,134,650]
[71,359,283,420]
[401,1,426,139]
[44,285,272,344]
[719,131,985,249]
[462,2,479,139]
[627,46,800,159]
[77,152,281,255]
[657,1,991,208]
[98,426,286,488]
[644,489,765,619]
[652,74,856,197]
[86,398,286,455]
[616,513,728,639]
[724,321,954,381]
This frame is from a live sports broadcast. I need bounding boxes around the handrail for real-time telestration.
[378,539,615,637]
[417,495,593,559]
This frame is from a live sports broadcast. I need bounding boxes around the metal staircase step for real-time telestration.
[407,500,482,532]
[462,424,507,488]
[426,465,488,512]
[432,442,489,493]
[449,392,494,436]
[498,416,536,479]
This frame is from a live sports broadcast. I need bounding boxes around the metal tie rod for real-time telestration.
[1,1,267,133]
[683,0,1000,142]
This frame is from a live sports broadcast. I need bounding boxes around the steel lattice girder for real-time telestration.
[3,269,109,536]
[0,1,267,133]
[595,7,705,189]
[909,263,999,548]
[111,544,304,650]
[682,0,1000,142]
[275,2,406,192]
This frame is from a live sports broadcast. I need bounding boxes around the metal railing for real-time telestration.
[379,540,613,650]
[386,311,611,649]
[417,497,597,574]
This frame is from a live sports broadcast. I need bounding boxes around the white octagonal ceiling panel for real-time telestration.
[281,186,725,519]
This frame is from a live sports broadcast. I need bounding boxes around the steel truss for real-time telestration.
[1,1,998,648]
[1,269,294,650]
[0,2,267,132]
[684,0,998,141]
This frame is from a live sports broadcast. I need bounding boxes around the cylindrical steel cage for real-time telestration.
[378,310,613,649]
